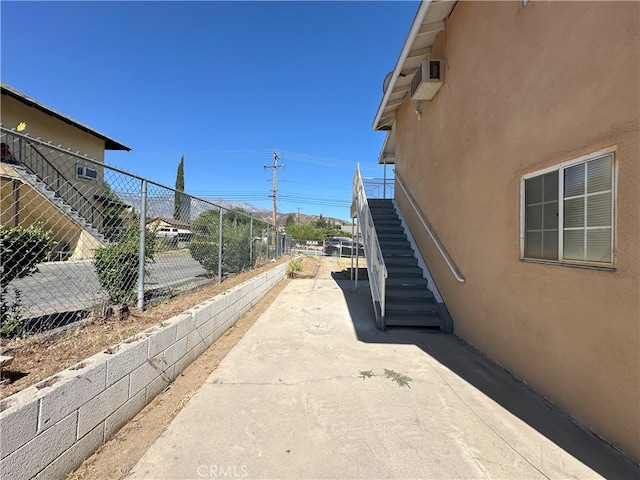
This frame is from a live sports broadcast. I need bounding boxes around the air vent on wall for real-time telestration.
[410,59,444,101]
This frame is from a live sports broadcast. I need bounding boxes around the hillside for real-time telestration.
[117,193,348,226]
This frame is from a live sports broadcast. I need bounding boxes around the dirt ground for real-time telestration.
[67,254,328,480]
[0,255,322,399]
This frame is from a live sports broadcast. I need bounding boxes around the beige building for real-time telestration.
[1,83,129,259]
[371,1,639,461]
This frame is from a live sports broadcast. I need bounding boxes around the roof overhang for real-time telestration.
[1,83,130,151]
[378,128,396,164]
[373,0,457,131]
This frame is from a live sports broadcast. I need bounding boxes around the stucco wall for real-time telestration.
[1,94,106,211]
[1,165,100,260]
[393,1,639,459]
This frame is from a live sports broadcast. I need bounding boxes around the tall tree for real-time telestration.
[174,155,185,220]
[284,214,296,226]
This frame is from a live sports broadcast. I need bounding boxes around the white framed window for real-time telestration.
[521,147,616,267]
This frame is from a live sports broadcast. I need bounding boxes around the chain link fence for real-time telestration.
[1,127,288,338]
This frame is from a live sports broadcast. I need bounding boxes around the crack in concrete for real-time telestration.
[431,365,552,480]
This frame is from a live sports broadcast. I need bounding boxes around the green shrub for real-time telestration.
[286,258,303,278]
[0,224,54,337]
[189,240,219,275]
[0,224,54,288]
[189,209,254,277]
[93,225,155,304]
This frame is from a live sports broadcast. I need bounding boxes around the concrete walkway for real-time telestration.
[129,258,639,480]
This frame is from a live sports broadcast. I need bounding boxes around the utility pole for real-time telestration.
[296,207,303,224]
[264,151,285,241]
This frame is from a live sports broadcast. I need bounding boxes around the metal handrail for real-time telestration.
[353,165,388,328]
[395,172,465,283]
[23,141,101,228]
[2,127,104,231]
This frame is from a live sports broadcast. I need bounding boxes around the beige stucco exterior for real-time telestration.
[2,85,129,258]
[1,165,102,260]
[1,93,106,204]
[389,1,639,460]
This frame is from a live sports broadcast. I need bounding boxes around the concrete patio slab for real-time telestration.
[129,258,639,480]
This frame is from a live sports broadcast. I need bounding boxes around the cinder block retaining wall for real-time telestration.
[0,263,288,480]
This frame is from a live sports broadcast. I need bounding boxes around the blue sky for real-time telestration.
[1,1,418,221]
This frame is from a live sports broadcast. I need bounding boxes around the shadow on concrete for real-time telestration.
[333,278,640,480]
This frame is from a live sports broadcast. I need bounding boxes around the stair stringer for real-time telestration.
[392,199,454,333]
[11,164,108,248]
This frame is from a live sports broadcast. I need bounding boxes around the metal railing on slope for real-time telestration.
[352,165,388,329]
[1,128,103,232]
[395,172,465,283]
[24,141,102,229]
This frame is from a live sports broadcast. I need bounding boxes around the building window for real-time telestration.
[522,149,615,266]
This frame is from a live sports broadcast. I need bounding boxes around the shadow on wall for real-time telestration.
[331,277,640,480]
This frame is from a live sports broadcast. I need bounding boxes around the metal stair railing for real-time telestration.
[24,142,101,229]
[352,165,388,328]
[2,127,103,231]
[395,172,465,283]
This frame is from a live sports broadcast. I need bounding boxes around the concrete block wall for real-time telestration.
[0,262,288,480]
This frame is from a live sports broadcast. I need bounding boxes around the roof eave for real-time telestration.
[372,0,433,131]
[1,83,131,151]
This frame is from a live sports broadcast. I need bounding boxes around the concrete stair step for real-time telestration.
[385,257,418,266]
[386,277,428,287]
[370,206,396,212]
[374,218,401,225]
[385,314,446,328]
[386,302,440,315]
[387,270,423,279]
[378,238,411,249]
[381,248,413,258]
[384,252,416,259]
[387,264,423,273]
[377,232,406,238]
[386,288,434,300]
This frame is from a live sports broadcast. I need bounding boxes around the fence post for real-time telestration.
[137,179,147,311]
[218,207,223,284]
[249,218,254,268]
[266,224,270,258]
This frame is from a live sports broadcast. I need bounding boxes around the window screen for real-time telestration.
[524,171,559,260]
[523,152,614,265]
[563,154,613,263]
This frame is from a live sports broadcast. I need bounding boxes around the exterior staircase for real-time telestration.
[368,198,452,332]
[12,164,108,245]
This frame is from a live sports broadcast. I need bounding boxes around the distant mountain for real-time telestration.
[117,193,348,226]
[117,193,270,221]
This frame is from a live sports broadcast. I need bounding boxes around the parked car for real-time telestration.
[155,227,193,242]
[323,237,364,257]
